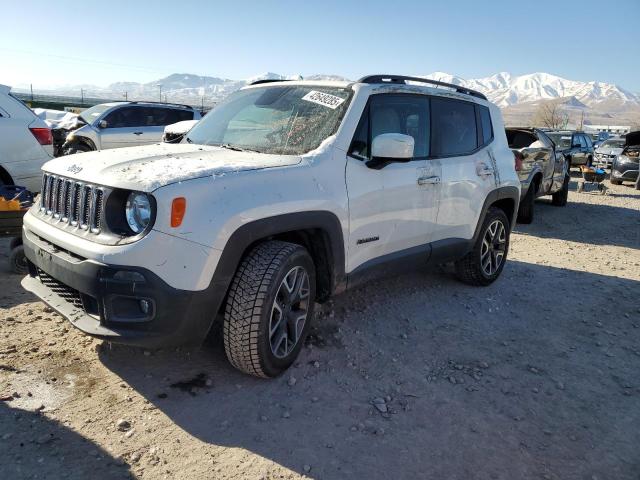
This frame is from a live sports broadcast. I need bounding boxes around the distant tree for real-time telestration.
[532,101,570,129]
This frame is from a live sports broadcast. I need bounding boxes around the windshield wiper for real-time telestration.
[216,143,260,153]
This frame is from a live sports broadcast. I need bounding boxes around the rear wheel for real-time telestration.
[455,207,510,286]
[552,174,570,206]
[517,184,535,224]
[223,241,316,378]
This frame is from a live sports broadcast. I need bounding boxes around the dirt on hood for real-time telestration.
[41,143,302,192]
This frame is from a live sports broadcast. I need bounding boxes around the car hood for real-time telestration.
[624,131,640,148]
[42,143,302,192]
[596,147,623,155]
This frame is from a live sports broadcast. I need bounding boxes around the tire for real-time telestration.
[223,240,316,378]
[64,143,92,155]
[455,207,510,286]
[9,236,22,251]
[9,245,28,275]
[517,184,535,224]
[609,177,622,185]
[586,156,593,167]
[552,174,570,207]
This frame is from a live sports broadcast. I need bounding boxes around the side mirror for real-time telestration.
[98,120,108,129]
[367,133,415,170]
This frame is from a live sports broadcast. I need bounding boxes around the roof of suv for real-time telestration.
[96,101,196,110]
[244,75,491,104]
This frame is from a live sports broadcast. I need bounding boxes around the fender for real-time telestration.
[208,210,346,302]
[472,186,519,243]
[521,165,543,196]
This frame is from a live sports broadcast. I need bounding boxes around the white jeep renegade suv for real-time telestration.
[21,75,520,378]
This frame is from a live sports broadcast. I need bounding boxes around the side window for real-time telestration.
[479,106,493,145]
[348,94,430,160]
[167,109,195,123]
[103,107,144,128]
[578,135,587,148]
[431,97,478,156]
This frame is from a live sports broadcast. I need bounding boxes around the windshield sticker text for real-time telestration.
[301,90,345,110]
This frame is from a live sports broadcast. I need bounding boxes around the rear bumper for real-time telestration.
[21,228,224,348]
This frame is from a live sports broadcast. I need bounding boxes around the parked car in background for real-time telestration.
[0,84,53,192]
[62,102,201,154]
[610,131,639,187]
[506,127,569,223]
[21,75,520,378]
[591,131,610,149]
[546,130,594,168]
[162,119,200,143]
[594,137,625,168]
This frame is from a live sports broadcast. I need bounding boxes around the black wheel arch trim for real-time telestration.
[210,210,346,303]
[472,186,519,244]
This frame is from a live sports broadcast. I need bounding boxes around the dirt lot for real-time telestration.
[1,176,639,480]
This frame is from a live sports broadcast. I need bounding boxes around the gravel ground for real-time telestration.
[1,176,639,480]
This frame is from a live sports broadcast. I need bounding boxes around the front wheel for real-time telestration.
[552,174,570,206]
[9,245,28,275]
[223,241,316,378]
[455,207,510,286]
[63,143,92,155]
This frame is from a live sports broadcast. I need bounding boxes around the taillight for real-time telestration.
[29,127,53,146]
[512,150,524,171]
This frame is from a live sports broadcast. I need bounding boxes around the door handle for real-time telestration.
[133,131,143,135]
[417,175,440,185]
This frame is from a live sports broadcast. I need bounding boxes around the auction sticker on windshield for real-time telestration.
[301,90,345,109]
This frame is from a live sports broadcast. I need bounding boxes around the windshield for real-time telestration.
[547,133,571,149]
[79,104,118,124]
[186,85,351,155]
[599,139,624,149]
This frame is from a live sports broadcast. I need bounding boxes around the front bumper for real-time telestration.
[21,228,223,348]
[611,164,639,181]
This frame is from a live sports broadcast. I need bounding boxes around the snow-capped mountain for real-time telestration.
[423,72,640,108]
[14,71,638,117]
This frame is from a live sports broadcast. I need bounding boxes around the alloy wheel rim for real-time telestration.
[269,266,310,359]
[480,219,506,276]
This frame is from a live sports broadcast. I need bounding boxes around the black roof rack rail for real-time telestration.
[357,75,487,101]
[249,79,293,86]
[127,100,195,109]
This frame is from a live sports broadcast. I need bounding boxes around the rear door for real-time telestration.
[345,93,440,272]
[430,98,494,244]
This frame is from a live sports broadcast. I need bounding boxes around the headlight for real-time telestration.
[618,155,633,164]
[125,192,151,234]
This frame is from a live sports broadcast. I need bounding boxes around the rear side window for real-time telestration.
[479,106,493,145]
[349,94,430,160]
[431,98,477,156]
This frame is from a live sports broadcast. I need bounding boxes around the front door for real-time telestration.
[345,93,440,273]
[99,106,148,149]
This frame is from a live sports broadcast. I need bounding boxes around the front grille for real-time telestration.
[37,269,83,310]
[40,173,104,233]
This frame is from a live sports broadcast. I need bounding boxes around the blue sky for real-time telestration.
[1,0,639,91]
